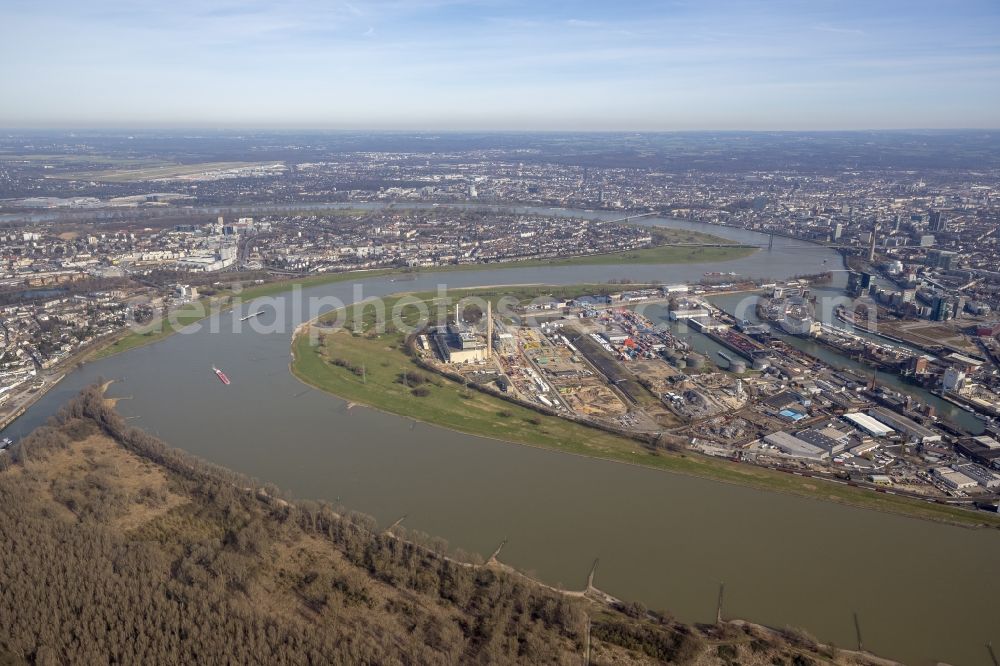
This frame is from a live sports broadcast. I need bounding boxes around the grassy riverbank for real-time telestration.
[90,226,751,360]
[435,242,756,270]
[291,289,1000,529]
[93,300,218,359]
[91,269,401,360]
[433,227,756,270]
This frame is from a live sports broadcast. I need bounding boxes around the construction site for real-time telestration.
[419,304,652,429]
[416,292,757,432]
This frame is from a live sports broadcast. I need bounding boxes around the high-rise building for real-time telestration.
[928,249,956,269]
[847,271,875,298]
[932,295,954,321]
[954,295,967,319]
[867,224,879,261]
[929,210,947,232]
[847,271,863,297]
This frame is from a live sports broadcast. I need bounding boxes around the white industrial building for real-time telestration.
[662,284,689,294]
[942,366,967,392]
[934,466,979,491]
[176,244,237,273]
[601,326,629,344]
[669,307,710,320]
[952,463,1000,489]
[842,412,894,438]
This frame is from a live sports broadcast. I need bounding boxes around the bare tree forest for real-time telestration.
[0,387,876,665]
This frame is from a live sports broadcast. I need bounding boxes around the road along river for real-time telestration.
[6,209,999,665]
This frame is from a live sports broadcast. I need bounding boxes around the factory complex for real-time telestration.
[410,283,1000,507]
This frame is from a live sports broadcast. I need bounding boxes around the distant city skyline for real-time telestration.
[2,0,999,130]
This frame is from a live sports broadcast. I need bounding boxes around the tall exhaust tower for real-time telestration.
[486,301,493,358]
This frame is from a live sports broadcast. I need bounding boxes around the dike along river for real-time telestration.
[7,208,999,665]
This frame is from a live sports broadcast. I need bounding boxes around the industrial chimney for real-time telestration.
[486,301,492,358]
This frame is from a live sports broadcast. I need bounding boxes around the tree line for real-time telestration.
[0,385,870,665]
[0,386,629,664]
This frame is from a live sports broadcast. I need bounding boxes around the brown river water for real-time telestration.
[7,209,998,665]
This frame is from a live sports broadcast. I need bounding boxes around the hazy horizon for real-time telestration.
[3,126,1000,134]
[2,0,999,130]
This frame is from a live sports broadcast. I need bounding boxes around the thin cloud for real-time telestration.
[1,0,997,129]
[814,23,866,36]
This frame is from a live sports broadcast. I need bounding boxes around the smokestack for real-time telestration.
[867,224,879,262]
[486,301,492,358]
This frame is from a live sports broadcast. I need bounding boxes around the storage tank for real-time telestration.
[686,353,705,369]
[730,359,747,374]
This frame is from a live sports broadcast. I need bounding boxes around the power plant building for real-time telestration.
[432,325,488,364]
[432,303,494,364]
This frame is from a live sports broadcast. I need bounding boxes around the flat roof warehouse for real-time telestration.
[868,407,941,444]
[763,431,829,461]
[842,412,894,438]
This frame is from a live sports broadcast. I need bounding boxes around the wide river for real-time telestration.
[7,207,998,665]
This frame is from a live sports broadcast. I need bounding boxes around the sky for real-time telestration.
[1,0,999,130]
